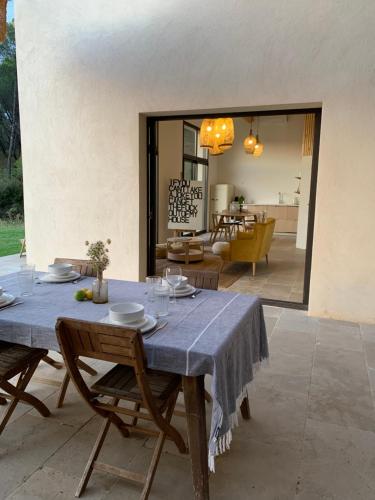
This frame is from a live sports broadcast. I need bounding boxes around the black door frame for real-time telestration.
[146,107,322,310]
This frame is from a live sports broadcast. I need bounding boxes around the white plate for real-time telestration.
[109,315,148,329]
[100,314,157,334]
[40,271,81,283]
[171,284,196,297]
[0,293,16,308]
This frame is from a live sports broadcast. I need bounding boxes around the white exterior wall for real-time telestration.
[15,0,375,322]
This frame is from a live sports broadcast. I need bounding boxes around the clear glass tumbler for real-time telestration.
[17,264,35,296]
[153,284,170,317]
[145,276,162,303]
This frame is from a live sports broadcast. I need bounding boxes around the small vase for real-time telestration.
[92,270,108,304]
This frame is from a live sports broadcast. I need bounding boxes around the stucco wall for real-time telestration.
[15,0,375,322]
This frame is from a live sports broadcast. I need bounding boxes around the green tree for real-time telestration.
[0,22,20,177]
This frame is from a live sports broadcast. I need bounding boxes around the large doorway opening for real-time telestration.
[147,108,321,308]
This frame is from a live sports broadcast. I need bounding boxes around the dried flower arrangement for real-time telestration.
[85,239,111,279]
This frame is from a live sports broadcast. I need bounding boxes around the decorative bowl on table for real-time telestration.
[162,276,189,290]
[109,302,145,325]
[48,263,73,277]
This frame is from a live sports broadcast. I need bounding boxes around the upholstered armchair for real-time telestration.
[212,218,276,276]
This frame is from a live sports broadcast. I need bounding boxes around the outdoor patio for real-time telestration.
[0,296,374,499]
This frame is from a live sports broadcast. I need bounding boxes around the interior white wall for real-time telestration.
[15,0,375,323]
[216,116,305,205]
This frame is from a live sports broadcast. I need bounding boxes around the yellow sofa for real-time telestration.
[213,218,276,276]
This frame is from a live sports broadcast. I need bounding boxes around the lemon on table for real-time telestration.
[74,290,86,301]
[85,289,93,300]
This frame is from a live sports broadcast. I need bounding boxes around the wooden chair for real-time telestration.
[210,213,232,243]
[0,341,50,435]
[56,317,187,499]
[43,258,98,408]
[183,269,219,291]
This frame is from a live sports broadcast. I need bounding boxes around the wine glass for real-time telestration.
[165,266,182,304]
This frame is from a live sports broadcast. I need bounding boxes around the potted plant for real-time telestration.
[85,239,111,303]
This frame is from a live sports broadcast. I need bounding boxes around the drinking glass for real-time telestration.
[145,276,162,303]
[165,265,182,304]
[153,284,170,317]
[17,264,35,296]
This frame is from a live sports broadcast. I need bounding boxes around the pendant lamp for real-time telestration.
[215,118,234,149]
[200,119,216,148]
[253,135,264,157]
[243,129,257,154]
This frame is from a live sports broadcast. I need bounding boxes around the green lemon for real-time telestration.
[74,290,86,301]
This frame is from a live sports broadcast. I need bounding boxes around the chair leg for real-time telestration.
[141,391,180,500]
[0,361,50,435]
[0,396,7,405]
[131,402,141,427]
[43,355,63,370]
[266,254,269,265]
[56,372,70,409]
[76,416,112,497]
[252,262,256,277]
[77,359,97,376]
[57,359,97,408]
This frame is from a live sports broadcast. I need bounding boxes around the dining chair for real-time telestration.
[56,317,188,500]
[0,341,50,435]
[183,269,219,291]
[210,213,232,243]
[43,258,98,408]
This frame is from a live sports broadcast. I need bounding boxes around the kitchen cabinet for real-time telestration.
[246,204,299,233]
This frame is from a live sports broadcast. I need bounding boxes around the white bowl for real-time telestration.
[48,263,73,276]
[163,276,188,289]
[109,302,145,324]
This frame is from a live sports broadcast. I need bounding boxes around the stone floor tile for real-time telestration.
[210,436,302,500]
[308,345,375,431]
[296,418,375,499]
[262,305,283,318]
[0,415,79,499]
[270,328,316,359]
[360,323,375,343]
[264,316,278,335]
[368,368,375,397]
[364,341,375,368]
[5,465,114,499]
[316,324,363,352]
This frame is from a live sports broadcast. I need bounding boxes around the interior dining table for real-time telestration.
[211,210,258,243]
[0,271,268,500]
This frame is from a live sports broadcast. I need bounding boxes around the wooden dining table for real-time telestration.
[0,272,268,499]
[211,210,258,243]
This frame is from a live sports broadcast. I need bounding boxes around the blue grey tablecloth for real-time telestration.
[0,272,268,470]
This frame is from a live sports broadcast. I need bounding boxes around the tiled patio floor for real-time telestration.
[0,306,374,499]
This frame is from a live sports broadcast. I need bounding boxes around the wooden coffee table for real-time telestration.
[167,237,204,265]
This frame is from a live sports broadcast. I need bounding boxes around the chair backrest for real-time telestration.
[254,218,275,258]
[56,317,167,426]
[183,270,219,290]
[54,258,96,277]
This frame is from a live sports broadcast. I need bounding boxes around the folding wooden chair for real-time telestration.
[41,258,98,408]
[0,341,50,435]
[56,317,188,499]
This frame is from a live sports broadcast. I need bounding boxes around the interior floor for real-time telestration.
[156,234,305,303]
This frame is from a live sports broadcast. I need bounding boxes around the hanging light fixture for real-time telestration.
[200,119,216,149]
[253,117,264,157]
[243,121,257,154]
[253,136,264,157]
[214,118,234,150]
[0,0,7,43]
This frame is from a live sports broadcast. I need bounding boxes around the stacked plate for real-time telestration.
[162,277,196,298]
[0,287,15,308]
[40,263,81,283]
[100,302,157,334]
